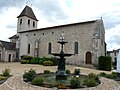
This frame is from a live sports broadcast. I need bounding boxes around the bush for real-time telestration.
[99,72,107,77]
[49,57,58,66]
[98,56,112,71]
[70,77,80,88]
[43,61,54,66]
[88,73,97,79]
[66,69,70,74]
[23,69,36,81]
[32,77,43,86]
[21,55,33,61]
[106,72,117,79]
[44,70,51,74]
[84,78,96,87]
[2,68,10,76]
[21,60,29,64]
[40,57,48,65]
[29,57,41,64]
[0,76,6,80]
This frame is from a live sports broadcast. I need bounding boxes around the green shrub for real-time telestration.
[84,78,96,87]
[40,57,48,65]
[98,56,112,71]
[88,73,97,79]
[44,70,51,74]
[66,69,70,74]
[23,69,36,81]
[2,68,10,76]
[49,57,58,66]
[0,76,6,80]
[43,61,54,66]
[111,72,117,77]
[21,60,29,64]
[29,57,41,64]
[32,77,43,86]
[106,72,117,79]
[21,55,33,61]
[99,72,107,77]
[70,77,80,88]
[105,56,112,71]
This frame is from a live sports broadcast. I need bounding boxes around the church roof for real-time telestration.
[19,19,98,33]
[9,34,19,39]
[17,5,38,21]
[0,40,16,50]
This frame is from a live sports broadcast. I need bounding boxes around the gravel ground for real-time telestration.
[0,62,119,90]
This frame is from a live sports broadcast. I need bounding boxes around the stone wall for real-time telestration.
[19,19,105,66]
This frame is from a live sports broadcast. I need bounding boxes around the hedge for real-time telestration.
[98,56,112,71]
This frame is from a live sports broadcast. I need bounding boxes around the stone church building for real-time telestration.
[10,5,106,66]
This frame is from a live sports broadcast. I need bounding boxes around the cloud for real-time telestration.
[32,0,68,23]
[6,25,16,29]
[106,24,120,50]
[0,0,25,9]
[100,7,120,29]
[0,7,19,41]
[0,0,120,51]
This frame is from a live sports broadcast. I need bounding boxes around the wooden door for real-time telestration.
[86,52,92,64]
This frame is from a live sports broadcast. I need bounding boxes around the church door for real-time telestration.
[86,52,92,64]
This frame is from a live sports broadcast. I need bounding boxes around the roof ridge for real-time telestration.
[17,5,38,21]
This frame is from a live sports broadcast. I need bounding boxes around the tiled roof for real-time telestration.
[9,34,19,39]
[19,19,97,33]
[17,5,38,21]
[0,40,16,50]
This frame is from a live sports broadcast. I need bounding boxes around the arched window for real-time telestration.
[28,44,30,54]
[20,19,22,25]
[33,21,35,27]
[48,43,52,54]
[74,42,78,54]
[28,19,30,25]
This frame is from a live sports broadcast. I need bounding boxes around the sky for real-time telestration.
[0,0,120,51]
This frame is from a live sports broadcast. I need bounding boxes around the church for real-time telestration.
[9,5,106,66]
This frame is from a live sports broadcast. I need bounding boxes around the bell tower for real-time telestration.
[17,5,38,32]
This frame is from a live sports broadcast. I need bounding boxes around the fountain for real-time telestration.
[51,34,74,80]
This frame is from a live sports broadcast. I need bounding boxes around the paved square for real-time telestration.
[0,62,119,90]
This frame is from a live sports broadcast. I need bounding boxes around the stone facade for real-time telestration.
[0,41,16,62]
[17,16,38,32]
[16,6,106,66]
[107,49,119,62]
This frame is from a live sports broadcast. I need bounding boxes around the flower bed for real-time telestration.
[23,69,100,89]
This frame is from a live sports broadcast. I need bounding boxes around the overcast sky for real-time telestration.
[0,0,120,51]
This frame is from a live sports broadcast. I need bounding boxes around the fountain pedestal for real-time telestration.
[52,51,73,80]
[51,34,74,80]
[56,70,67,80]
